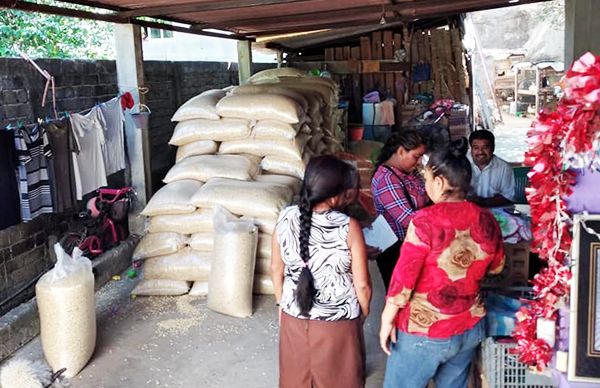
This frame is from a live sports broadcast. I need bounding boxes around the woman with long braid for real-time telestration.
[371,130,429,290]
[271,155,372,388]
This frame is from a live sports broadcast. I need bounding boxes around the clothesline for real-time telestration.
[3,87,148,132]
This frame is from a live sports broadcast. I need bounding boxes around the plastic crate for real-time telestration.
[482,338,556,388]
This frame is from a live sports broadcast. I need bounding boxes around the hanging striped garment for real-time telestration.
[14,125,54,221]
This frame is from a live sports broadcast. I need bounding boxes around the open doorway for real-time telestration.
[465,0,565,164]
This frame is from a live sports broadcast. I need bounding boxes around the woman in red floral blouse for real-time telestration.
[379,139,504,388]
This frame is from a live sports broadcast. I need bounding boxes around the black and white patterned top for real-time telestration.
[276,205,360,321]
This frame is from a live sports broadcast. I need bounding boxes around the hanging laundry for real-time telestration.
[14,125,54,222]
[70,107,107,199]
[0,130,22,229]
[44,118,79,213]
[99,97,126,175]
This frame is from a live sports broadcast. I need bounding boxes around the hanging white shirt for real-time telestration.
[468,154,515,201]
[99,97,126,175]
[70,107,107,199]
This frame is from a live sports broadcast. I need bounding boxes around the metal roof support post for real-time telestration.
[565,0,600,67]
[115,23,150,235]
[237,40,253,85]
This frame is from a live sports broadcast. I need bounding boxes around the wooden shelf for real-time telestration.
[290,60,410,74]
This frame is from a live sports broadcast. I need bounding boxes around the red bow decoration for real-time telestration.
[512,52,600,370]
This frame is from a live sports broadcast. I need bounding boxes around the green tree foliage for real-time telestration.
[0,3,114,59]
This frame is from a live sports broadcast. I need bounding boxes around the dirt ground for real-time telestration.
[491,114,533,164]
[1,262,387,388]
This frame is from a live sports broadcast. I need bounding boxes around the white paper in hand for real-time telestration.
[362,215,398,252]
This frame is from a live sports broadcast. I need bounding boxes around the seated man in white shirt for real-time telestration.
[467,130,515,207]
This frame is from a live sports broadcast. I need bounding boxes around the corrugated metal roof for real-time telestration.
[1,0,551,45]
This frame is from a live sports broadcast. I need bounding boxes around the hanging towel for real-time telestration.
[99,97,126,175]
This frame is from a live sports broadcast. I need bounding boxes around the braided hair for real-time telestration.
[374,130,424,171]
[296,155,356,317]
[426,138,472,198]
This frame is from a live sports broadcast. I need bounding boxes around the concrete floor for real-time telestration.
[1,262,387,388]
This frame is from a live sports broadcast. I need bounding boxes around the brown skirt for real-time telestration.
[279,312,365,388]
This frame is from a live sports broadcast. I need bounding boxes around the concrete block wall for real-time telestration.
[0,57,274,317]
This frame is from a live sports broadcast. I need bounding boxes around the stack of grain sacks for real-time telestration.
[131,69,339,309]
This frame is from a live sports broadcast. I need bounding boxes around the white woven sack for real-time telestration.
[308,132,325,151]
[275,80,335,108]
[208,207,258,318]
[241,215,277,234]
[176,140,218,162]
[171,89,225,121]
[219,134,310,162]
[253,274,274,295]
[36,244,95,378]
[144,247,211,282]
[169,118,251,146]
[148,209,214,234]
[252,120,299,141]
[248,68,306,83]
[141,180,202,216]
[255,258,271,276]
[189,232,214,252]
[216,94,302,124]
[189,281,209,297]
[261,156,306,179]
[255,173,302,195]
[132,232,189,261]
[257,233,272,259]
[132,279,190,296]
[191,178,293,219]
[163,154,260,183]
[231,84,309,112]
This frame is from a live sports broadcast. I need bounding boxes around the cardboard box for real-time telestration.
[482,241,530,289]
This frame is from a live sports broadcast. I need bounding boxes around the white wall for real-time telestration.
[142,31,277,63]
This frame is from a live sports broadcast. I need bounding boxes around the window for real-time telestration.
[148,28,174,39]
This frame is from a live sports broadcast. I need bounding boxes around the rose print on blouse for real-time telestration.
[407,293,451,334]
[436,229,487,281]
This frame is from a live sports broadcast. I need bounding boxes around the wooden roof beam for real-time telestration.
[117,0,306,19]
[0,0,252,40]
[248,17,405,37]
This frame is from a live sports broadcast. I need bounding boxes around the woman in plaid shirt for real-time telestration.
[371,131,429,290]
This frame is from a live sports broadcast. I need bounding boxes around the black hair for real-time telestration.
[374,130,424,170]
[468,130,495,149]
[426,138,472,198]
[296,155,356,316]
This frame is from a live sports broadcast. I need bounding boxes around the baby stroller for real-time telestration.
[60,187,135,257]
[404,99,454,152]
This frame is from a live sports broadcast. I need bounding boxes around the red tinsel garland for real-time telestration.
[512,52,600,370]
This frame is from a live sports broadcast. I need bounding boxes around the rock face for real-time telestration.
[471,0,564,61]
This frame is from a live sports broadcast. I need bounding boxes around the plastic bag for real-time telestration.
[208,206,258,318]
[191,178,293,219]
[141,180,202,216]
[132,232,189,261]
[240,215,277,235]
[148,209,214,234]
[216,94,302,124]
[171,89,225,121]
[144,247,211,282]
[169,118,251,145]
[36,243,96,378]
[132,279,190,296]
[163,154,260,183]
[175,140,219,163]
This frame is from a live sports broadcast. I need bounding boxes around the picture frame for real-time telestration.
[568,214,600,383]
